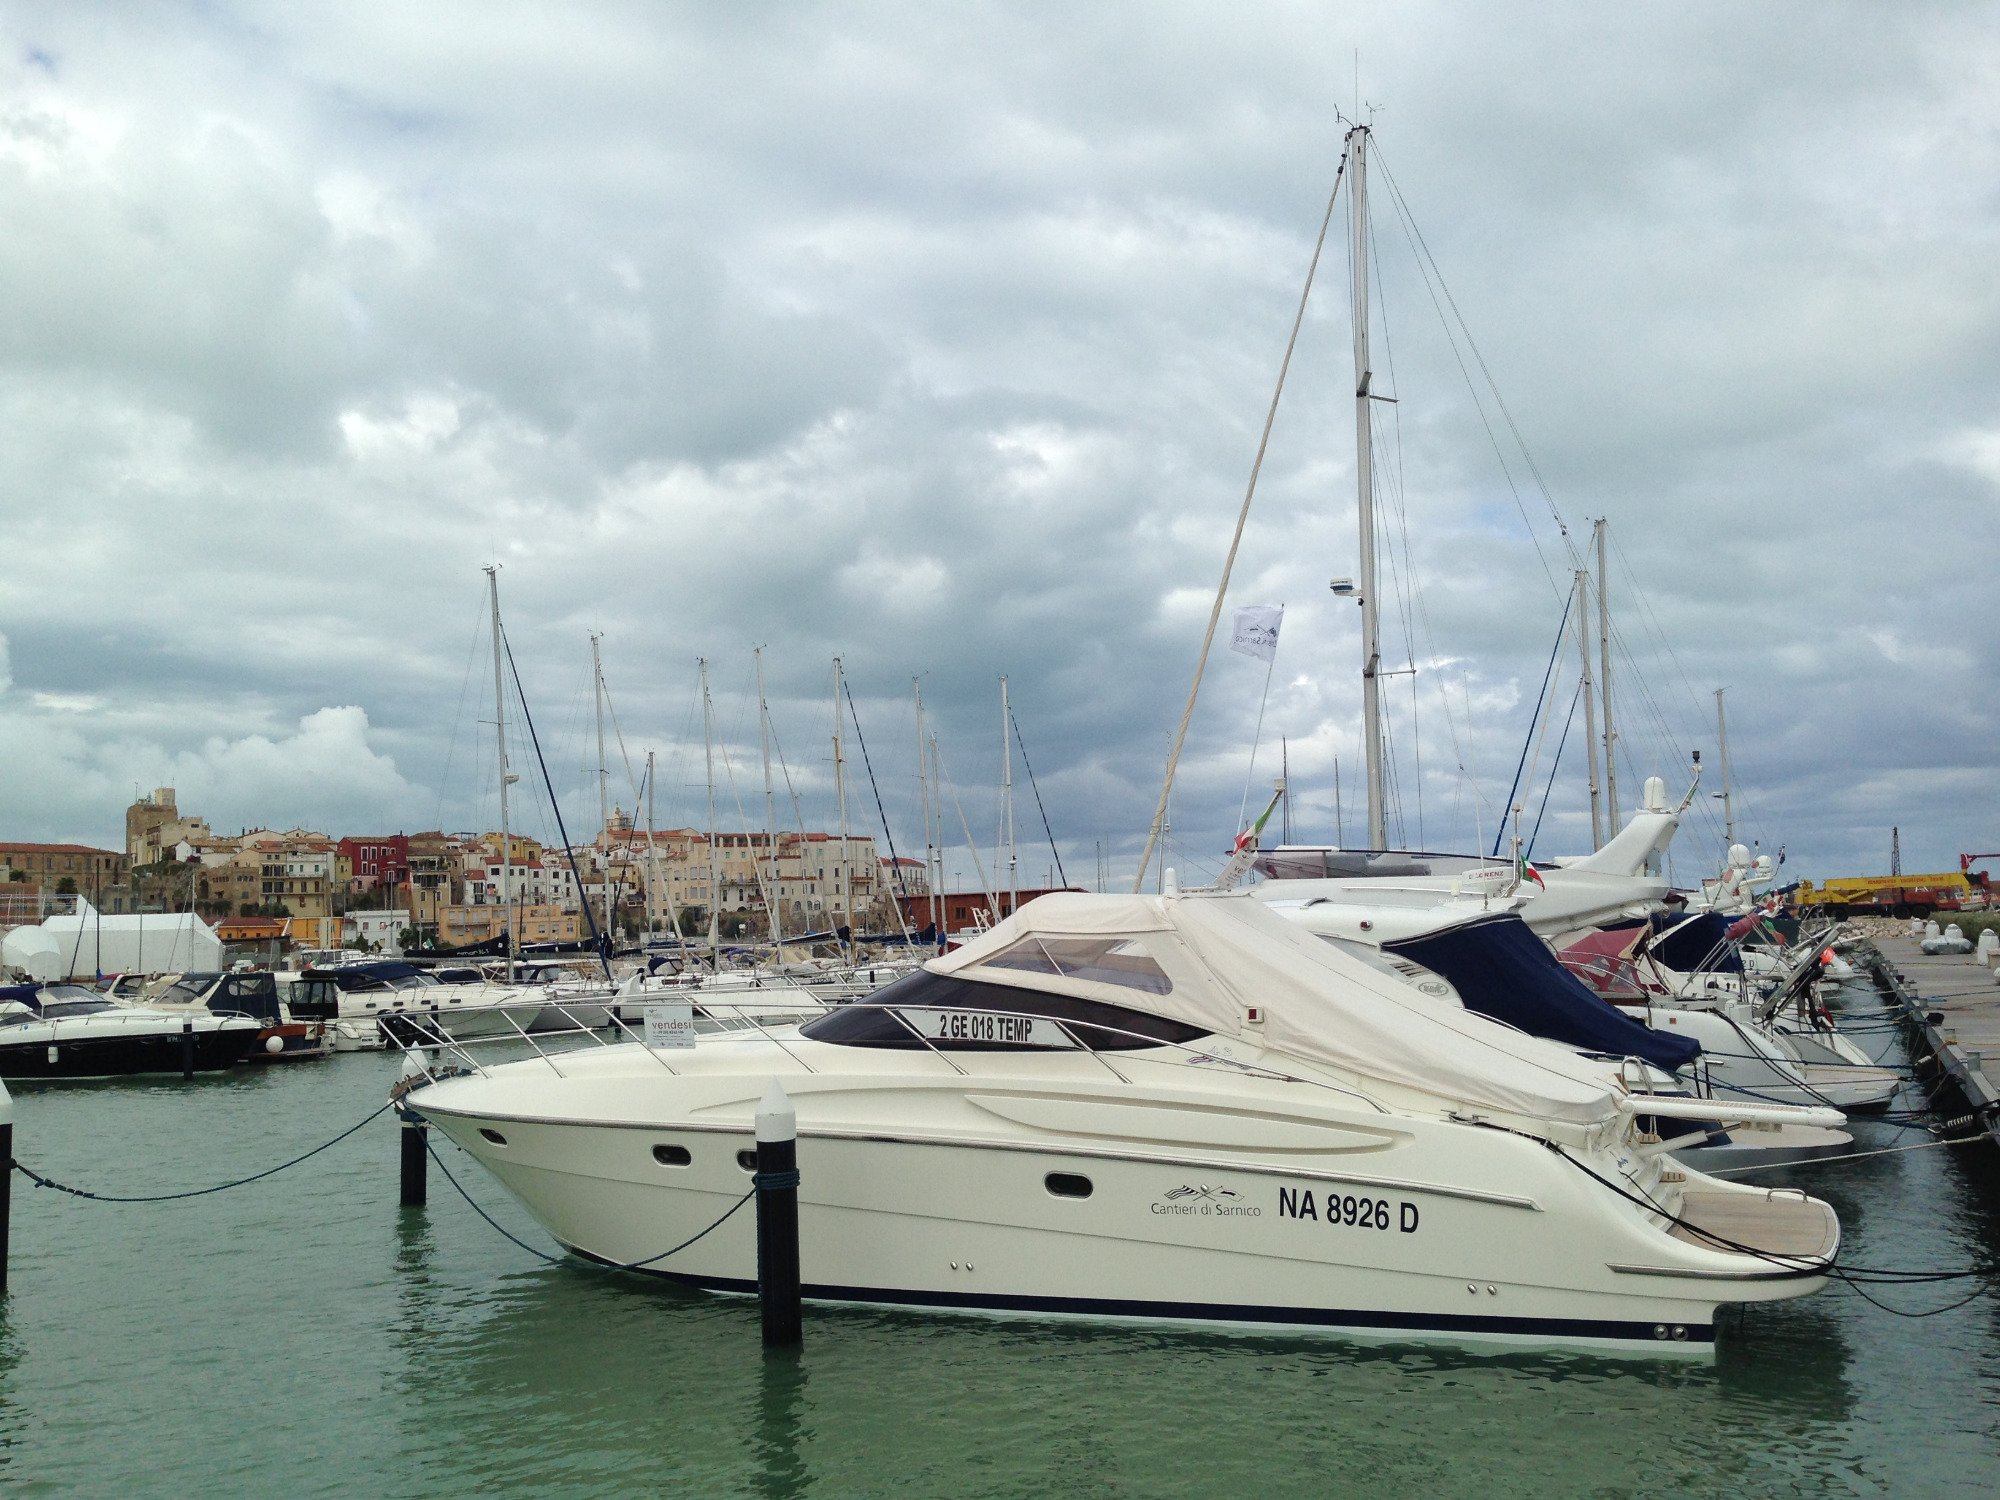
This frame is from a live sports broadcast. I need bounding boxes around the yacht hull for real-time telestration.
[416,1074,1829,1356]
[0,1023,259,1079]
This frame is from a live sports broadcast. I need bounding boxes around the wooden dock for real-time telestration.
[1863,932,2000,1145]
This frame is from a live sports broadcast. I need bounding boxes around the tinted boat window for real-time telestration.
[978,936,1173,995]
[38,1000,117,1018]
[799,969,1205,1052]
[287,979,341,1019]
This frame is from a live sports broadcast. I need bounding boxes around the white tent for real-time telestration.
[2,900,222,979]
[1,926,64,981]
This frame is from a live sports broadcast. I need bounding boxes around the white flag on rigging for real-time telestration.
[1229,604,1284,664]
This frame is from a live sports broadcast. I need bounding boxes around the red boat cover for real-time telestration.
[1557,927,1648,1001]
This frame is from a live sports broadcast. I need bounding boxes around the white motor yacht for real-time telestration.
[405,889,1841,1354]
[1256,778,1686,942]
[1560,921,1901,1113]
[286,961,584,1051]
[141,970,331,1061]
[1256,896,1855,1171]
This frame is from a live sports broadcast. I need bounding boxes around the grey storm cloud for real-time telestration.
[0,0,1994,889]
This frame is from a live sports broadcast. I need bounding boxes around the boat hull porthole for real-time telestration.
[737,1149,759,1172]
[479,1128,508,1146]
[1045,1173,1093,1199]
[652,1144,692,1167]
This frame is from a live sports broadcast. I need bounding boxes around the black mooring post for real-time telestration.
[754,1079,801,1347]
[1,1079,14,1296]
[397,1054,429,1208]
[180,1017,195,1080]
[399,1110,428,1207]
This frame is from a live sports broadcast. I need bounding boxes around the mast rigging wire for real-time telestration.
[1008,702,1070,890]
[1133,144,1351,892]
[502,631,611,976]
[1494,588,1576,855]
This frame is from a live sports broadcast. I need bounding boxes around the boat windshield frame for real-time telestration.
[800,968,1207,1052]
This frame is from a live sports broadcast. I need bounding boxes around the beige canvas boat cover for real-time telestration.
[932,889,1619,1126]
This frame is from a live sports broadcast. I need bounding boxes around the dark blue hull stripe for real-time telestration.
[567,1248,1711,1343]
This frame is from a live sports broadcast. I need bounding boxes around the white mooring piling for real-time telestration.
[754,1078,802,1347]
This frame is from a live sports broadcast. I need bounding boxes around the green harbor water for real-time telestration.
[3,985,1998,1498]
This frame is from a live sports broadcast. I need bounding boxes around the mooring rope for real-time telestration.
[1698,1132,1991,1177]
[423,1133,755,1272]
[1535,1134,1999,1317]
[12,1101,394,1203]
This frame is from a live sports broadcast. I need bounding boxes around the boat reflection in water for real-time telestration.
[404,889,1846,1355]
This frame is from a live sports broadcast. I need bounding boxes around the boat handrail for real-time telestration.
[387,992,1395,1116]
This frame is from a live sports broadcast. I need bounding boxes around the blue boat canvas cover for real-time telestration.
[1382,914,1701,1073]
[1649,912,1744,975]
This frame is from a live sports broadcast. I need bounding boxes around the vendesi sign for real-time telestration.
[642,1001,697,1049]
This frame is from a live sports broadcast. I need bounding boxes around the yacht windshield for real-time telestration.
[800,969,1204,1052]
[40,984,111,1002]
[977,936,1174,995]
[36,998,119,1018]
[156,975,221,1007]
[323,965,438,993]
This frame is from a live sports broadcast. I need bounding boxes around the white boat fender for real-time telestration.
[265,1035,286,1054]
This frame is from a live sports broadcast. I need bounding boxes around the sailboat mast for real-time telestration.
[645,749,659,941]
[485,565,515,982]
[756,647,782,953]
[1594,519,1619,828]
[928,731,946,932]
[591,632,612,944]
[699,658,721,971]
[832,657,853,955]
[916,676,938,942]
[1716,687,1736,850]
[1575,568,1604,849]
[1001,675,1018,917]
[1349,123,1388,852]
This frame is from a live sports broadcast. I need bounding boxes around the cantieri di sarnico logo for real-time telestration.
[1152,1183,1261,1218]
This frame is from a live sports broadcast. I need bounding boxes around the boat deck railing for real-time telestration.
[383,992,1398,1116]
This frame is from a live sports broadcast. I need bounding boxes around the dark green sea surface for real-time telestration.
[3,987,1998,1498]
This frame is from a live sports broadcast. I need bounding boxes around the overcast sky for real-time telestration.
[1,1,1994,892]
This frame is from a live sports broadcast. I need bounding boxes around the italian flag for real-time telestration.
[1518,855,1546,888]
[1234,797,1279,853]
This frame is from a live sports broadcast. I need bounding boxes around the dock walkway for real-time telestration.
[1864,932,2000,1146]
